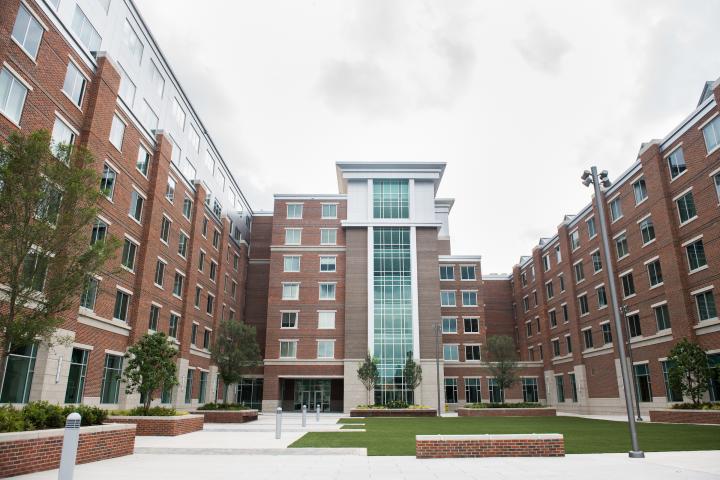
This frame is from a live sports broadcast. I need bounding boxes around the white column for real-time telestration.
[410,226,420,360]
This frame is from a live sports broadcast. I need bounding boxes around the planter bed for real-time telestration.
[416,433,565,458]
[458,407,556,417]
[107,414,204,436]
[191,409,258,423]
[350,408,437,418]
[649,409,720,425]
[0,423,135,478]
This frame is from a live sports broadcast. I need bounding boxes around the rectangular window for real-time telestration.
[50,116,76,162]
[522,378,538,403]
[199,371,208,404]
[633,178,648,204]
[317,340,335,359]
[171,97,186,129]
[526,321,532,337]
[279,341,297,358]
[320,228,337,245]
[208,261,217,282]
[285,228,301,245]
[714,173,720,203]
[555,375,565,402]
[12,5,44,59]
[133,146,150,177]
[465,345,481,361]
[559,274,565,292]
[286,203,303,219]
[0,68,28,125]
[123,20,143,64]
[574,262,585,282]
[552,339,560,357]
[121,238,137,271]
[461,265,476,280]
[173,272,184,297]
[523,296,529,312]
[149,304,159,331]
[633,364,653,402]
[549,310,557,328]
[168,313,179,338]
[686,239,707,271]
[100,164,116,199]
[615,233,629,259]
[609,197,623,222]
[444,378,458,404]
[64,348,89,404]
[160,216,171,243]
[184,369,193,403]
[109,114,125,150]
[562,304,569,323]
[194,286,201,308]
[555,244,562,263]
[319,256,336,272]
[583,329,593,349]
[21,250,47,292]
[206,293,214,314]
[284,255,300,272]
[546,281,554,299]
[165,176,176,203]
[627,313,642,337]
[150,61,165,97]
[695,290,717,322]
[702,116,720,153]
[586,217,596,238]
[440,291,456,307]
[443,344,459,361]
[591,250,602,272]
[676,191,697,224]
[654,303,671,331]
[597,286,607,308]
[80,276,98,310]
[212,230,220,249]
[0,344,37,403]
[321,203,337,219]
[570,230,580,250]
[647,259,663,287]
[318,311,335,329]
[177,232,188,258]
[640,218,655,245]
[203,329,210,349]
[520,272,527,287]
[465,378,481,403]
[439,265,454,280]
[463,317,479,333]
[661,360,683,402]
[154,259,166,287]
[488,378,504,403]
[442,317,457,333]
[71,6,101,52]
[100,354,122,404]
[601,323,612,344]
[542,255,550,272]
[566,335,572,354]
[282,283,299,300]
[462,291,478,306]
[667,147,686,179]
[90,218,107,244]
[373,179,409,219]
[621,272,635,298]
[281,311,297,328]
[569,373,578,402]
[319,283,336,300]
[129,190,144,222]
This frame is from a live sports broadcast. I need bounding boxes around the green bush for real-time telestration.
[63,405,108,426]
[116,406,180,416]
[0,405,25,433]
[196,402,251,411]
[671,402,720,411]
[22,401,66,430]
[464,402,543,409]
[384,400,410,409]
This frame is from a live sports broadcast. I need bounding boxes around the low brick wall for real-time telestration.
[107,414,204,436]
[457,407,556,417]
[416,434,565,458]
[649,409,720,425]
[0,424,135,478]
[350,408,437,417]
[190,409,258,423]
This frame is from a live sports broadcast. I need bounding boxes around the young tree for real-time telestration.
[668,338,711,406]
[486,335,519,401]
[123,332,179,413]
[0,130,119,390]
[403,352,423,404]
[210,320,261,404]
[357,353,379,405]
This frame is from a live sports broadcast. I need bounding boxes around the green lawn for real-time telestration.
[289,416,720,456]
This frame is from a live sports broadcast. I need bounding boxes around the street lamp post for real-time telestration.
[621,305,643,422]
[582,166,644,459]
[435,324,442,417]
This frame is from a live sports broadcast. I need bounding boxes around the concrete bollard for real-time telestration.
[316,404,320,422]
[302,405,307,427]
[58,412,81,480]
[275,407,282,439]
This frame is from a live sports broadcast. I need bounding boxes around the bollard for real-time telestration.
[316,404,320,422]
[302,405,307,427]
[58,412,81,480]
[275,407,282,439]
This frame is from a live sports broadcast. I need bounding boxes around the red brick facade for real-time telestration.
[106,414,204,436]
[457,407,556,417]
[415,434,565,458]
[649,409,720,425]
[191,409,258,423]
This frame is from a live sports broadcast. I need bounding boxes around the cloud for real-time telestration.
[515,18,571,74]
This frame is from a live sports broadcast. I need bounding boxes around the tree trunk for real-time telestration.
[0,351,8,399]
[144,393,152,413]
[222,382,228,404]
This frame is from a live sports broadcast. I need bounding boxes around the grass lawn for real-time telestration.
[289,416,720,456]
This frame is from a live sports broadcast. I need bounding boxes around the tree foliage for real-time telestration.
[0,130,119,387]
[123,332,179,412]
[210,320,261,403]
[403,352,422,404]
[357,353,379,405]
[486,335,519,392]
[668,338,710,406]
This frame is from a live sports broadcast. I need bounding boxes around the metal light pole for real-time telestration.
[434,324,442,417]
[621,305,643,422]
[582,167,644,458]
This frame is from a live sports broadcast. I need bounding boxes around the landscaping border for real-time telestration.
[416,433,565,458]
[350,408,437,417]
[191,409,258,423]
[107,414,204,436]
[457,407,556,417]
[649,409,720,425]
[0,423,135,478]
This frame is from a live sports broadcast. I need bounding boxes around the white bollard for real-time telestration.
[58,412,81,480]
[275,407,282,439]
[316,404,320,422]
[302,405,307,427]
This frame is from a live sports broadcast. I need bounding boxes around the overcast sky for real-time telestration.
[136,0,720,274]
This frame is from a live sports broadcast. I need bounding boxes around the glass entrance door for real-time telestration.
[294,380,331,411]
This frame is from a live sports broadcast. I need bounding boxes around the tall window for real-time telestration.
[166,177,176,202]
[443,344,458,361]
[695,290,717,322]
[0,67,29,124]
[601,323,612,344]
[168,313,179,338]
[654,304,671,331]
[64,348,88,404]
[317,340,335,359]
[633,364,653,402]
[647,259,663,287]
[444,378,458,404]
[62,62,86,107]
[199,371,208,404]
[51,116,76,161]
[676,191,697,224]
[609,197,623,221]
[90,218,107,244]
[574,262,584,282]
[117,65,136,106]
[279,340,297,358]
[184,369,193,404]
[154,259,166,287]
[80,276,98,310]
[183,197,193,219]
[284,255,300,272]
[597,286,607,308]
[522,378,538,403]
[123,20,143,64]
[100,164,116,199]
[627,313,642,337]
[318,311,335,329]
[702,116,720,153]
[129,190,144,222]
[0,344,37,403]
[667,147,686,179]
[488,378,504,403]
[285,228,301,245]
[113,290,130,321]
[109,114,125,150]
[136,145,150,176]
[12,5,44,59]
[591,251,602,272]
[661,361,683,402]
[71,6,101,51]
[100,354,123,404]
[555,375,565,403]
[621,272,635,298]
[173,272,184,297]
[465,378,481,403]
[160,216,171,243]
[583,329,593,349]
[632,178,647,204]
[615,233,629,259]
[121,238,137,271]
[177,232,188,258]
[570,230,580,250]
[148,304,159,331]
[286,203,303,219]
[373,179,409,219]
[686,239,707,271]
[639,218,655,244]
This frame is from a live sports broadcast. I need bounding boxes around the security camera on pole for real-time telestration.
[581,167,644,459]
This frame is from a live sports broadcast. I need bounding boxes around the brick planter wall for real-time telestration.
[350,408,437,418]
[416,434,565,458]
[0,424,135,478]
[190,409,258,423]
[107,414,204,436]
[649,409,720,425]
[457,407,556,417]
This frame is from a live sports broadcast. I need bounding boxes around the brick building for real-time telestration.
[0,0,718,415]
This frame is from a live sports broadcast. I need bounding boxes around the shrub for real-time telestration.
[196,403,250,411]
[671,402,720,411]
[116,406,180,416]
[0,405,24,433]
[22,401,66,430]
[464,402,543,409]
[384,400,410,409]
[63,405,108,426]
